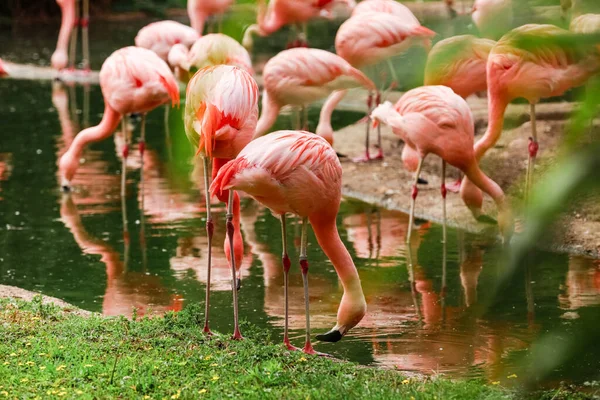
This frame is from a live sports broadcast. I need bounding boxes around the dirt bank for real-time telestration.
[331,93,600,258]
[0,285,92,316]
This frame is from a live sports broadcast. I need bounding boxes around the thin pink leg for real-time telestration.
[353,93,374,163]
[281,215,300,351]
[202,157,214,336]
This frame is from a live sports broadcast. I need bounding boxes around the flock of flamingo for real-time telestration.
[2,0,599,355]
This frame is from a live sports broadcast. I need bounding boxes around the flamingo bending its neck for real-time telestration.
[184,65,259,339]
[188,0,234,35]
[135,20,199,64]
[211,130,367,352]
[370,86,513,244]
[253,48,375,143]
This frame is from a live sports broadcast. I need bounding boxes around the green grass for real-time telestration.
[0,296,590,400]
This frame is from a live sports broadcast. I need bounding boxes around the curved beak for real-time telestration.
[61,177,72,193]
[315,327,344,343]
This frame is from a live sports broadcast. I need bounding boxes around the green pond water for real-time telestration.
[1,10,600,392]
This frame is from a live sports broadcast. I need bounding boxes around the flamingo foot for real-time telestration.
[284,338,300,352]
[352,152,372,163]
[203,325,213,336]
[232,327,244,341]
[372,149,384,161]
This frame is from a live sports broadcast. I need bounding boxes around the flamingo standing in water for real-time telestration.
[184,65,259,338]
[168,33,253,83]
[242,0,355,50]
[58,46,179,210]
[370,86,513,244]
[135,20,200,64]
[188,0,234,35]
[211,130,367,352]
[51,0,90,71]
[335,12,435,161]
[470,24,600,203]
[252,48,375,142]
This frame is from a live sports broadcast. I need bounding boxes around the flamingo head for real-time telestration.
[58,151,79,191]
[51,49,68,71]
[316,281,366,343]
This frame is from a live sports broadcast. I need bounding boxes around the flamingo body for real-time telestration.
[472,0,513,39]
[424,35,495,98]
[135,20,200,63]
[351,0,419,24]
[335,12,435,69]
[571,14,600,52]
[255,48,375,140]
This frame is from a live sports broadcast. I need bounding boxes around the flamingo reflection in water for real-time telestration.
[559,256,600,311]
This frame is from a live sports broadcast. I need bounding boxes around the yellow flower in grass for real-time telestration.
[401,379,410,385]
[20,378,28,383]
[56,365,66,371]
[2,362,8,366]
[84,364,94,368]
[198,389,207,395]
[212,376,219,381]
[171,390,181,399]
[58,346,65,349]
[210,363,218,367]
[57,391,67,397]
[39,366,46,370]
[204,356,212,361]
[492,381,500,385]
[299,357,307,362]
[507,374,517,379]
[26,361,35,366]
[76,390,83,395]
[38,353,47,357]
[9,353,16,357]
[1,390,8,397]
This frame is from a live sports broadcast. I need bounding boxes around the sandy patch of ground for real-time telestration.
[0,285,92,316]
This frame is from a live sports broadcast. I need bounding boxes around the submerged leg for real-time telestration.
[227,189,243,340]
[525,103,539,206]
[299,217,316,355]
[202,157,214,335]
[441,160,447,244]
[281,214,299,351]
[406,158,424,244]
[81,0,90,72]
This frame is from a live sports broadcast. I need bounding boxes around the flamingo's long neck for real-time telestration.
[257,0,283,34]
[309,214,366,325]
[474,87,509,161]
[212,158,243,269]
[187,0,206,35]
[253,91,280,139]
[60,105,121,181]
[316,90,348,145]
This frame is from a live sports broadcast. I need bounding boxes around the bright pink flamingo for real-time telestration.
[135,20,199,64]
[335,12,435,161]
[242,0,355,50]
[167,33,253,83]
[0,59,7,77]
[211,130,367,353]
[423,35,495,195]
[184,65,259,339]
[470,24,600,203]
[252,48,375,142]
[188,0,234,35]
[370,86,513,244]
[472,0,513,39]
[58,46,179,198]
[51,0,90,71]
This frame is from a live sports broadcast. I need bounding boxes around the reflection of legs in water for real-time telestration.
[164,105,172,161]
[83,84,90,128]
[121,116,130,246]
[405,244,422,323]
[69,84,78,125]
[81,0,90,72]
[440,238,447,324]
[68,0,79,70]
[139,116,147,272]
[525,260,535,327]
[375,208,382,261]
[366,209,373,260]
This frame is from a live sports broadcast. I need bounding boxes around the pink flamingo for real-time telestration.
[0,59,7,77]
[187,0,234,35]
[351,0,419,23]
[570,13,600,44]
[470,24,600,203]
[472,0,513,39]
[370,86,513,244]
[135,20,199,64]
[423,35,495,195]
[184,65,259,339]
[51,0,90,71]
[58,46,179,199]
[242,0,355,50]
[252,48,375,142]
[167,33,253,83]
[211,130,367,352]
[335,11,435,161]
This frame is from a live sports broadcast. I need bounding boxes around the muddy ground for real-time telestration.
[331,90,600,258]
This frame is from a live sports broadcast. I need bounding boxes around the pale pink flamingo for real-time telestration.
[51,0,90,71]
[470,24,600,204]
[335,12,435,161]
[211,130,367,353]
[370,86,513,244]
[351,0,419,23]
[570,13,600,46]
[423,35,495,195]
[184,65,259,339]
[58,46,179,200]
[252,48,375,142]
[135,20,200,64]
[188,0,234,35]
[167,33,253,83]
[472,0,513,39]
[242,0,355,50]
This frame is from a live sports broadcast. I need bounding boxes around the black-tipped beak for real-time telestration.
[417,177,428,185]
[476,214,498,225]
[316,329,343,343]
[62,185,71,193]
[236,278,241,291]
[336,152,347,159]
